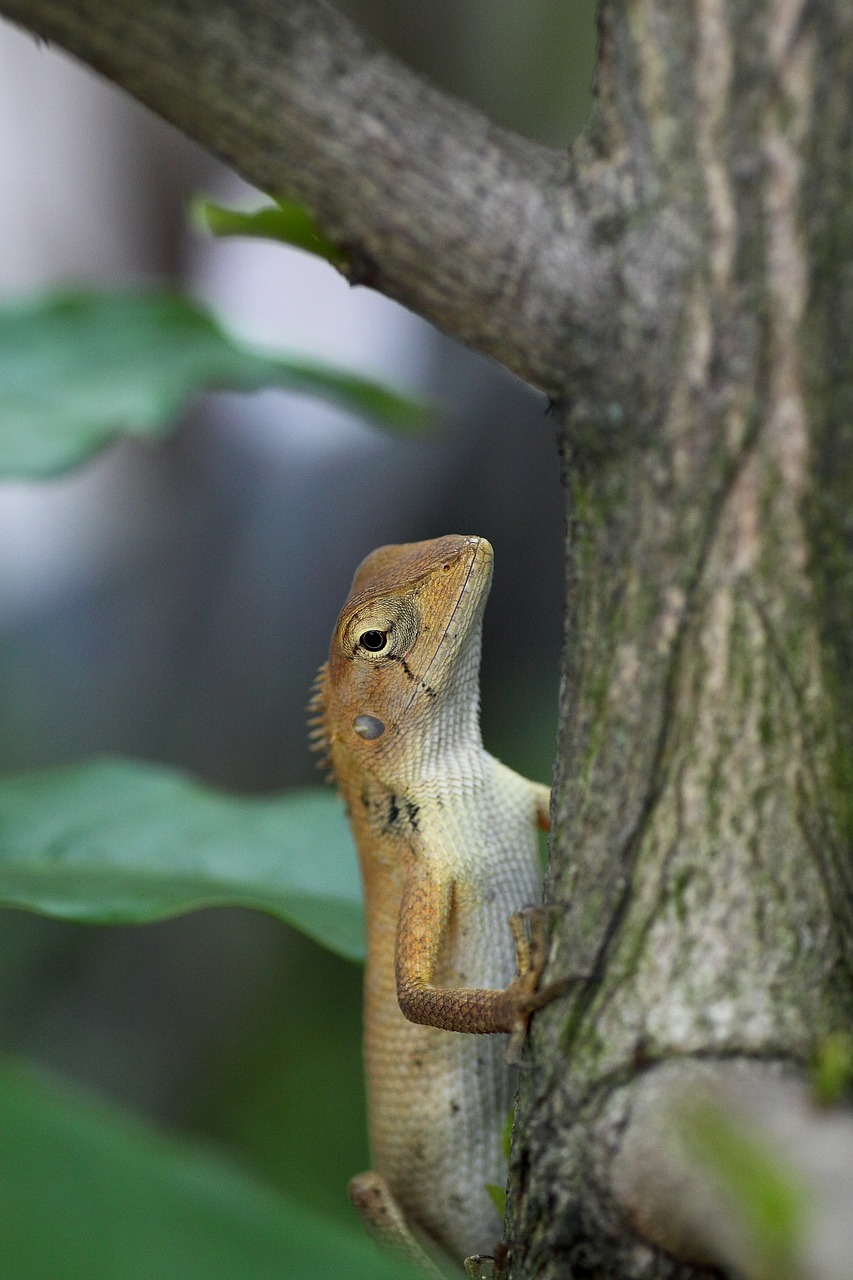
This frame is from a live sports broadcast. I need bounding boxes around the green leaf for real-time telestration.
[812,1031,853,1106]
[191,195,346,267]
[501,1110,514,1162]
[0,1059,418,1280]
[0,288,430,477]
[485,1183,506,1219]
[0,758,364,960]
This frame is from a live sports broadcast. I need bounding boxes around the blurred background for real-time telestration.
[0,0,596,1230]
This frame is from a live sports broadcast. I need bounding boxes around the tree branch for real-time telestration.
[612,1060,853,1280]
[0,0,611,394]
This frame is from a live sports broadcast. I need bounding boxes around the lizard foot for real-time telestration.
[505,905,569,1062]
[508,904,553,976]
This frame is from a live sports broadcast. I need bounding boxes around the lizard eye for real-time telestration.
[359,629,388,652]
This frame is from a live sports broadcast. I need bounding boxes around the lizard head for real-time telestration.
[311,534,493,782]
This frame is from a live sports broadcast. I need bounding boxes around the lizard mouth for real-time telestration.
[405,535,493,715]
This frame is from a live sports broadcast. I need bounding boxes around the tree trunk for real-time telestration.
[509,2,853,1276]
[1,0,852,1276]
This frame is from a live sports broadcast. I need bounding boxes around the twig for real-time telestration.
[0,0,614,393]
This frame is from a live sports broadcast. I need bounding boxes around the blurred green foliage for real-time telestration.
[193,937,368,1227]
[0,260,565,1276]
[191,197,348,267]
[336,0,598,147]
[812,1031,853,1106]
[0,289,429,477]
[0,285,423,1275]
[0,1058,418,1280]
[0,757,364,959]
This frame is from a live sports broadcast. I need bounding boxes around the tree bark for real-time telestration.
[510,2,853,1276]
[2,1,852,1277]
[612,1060,853,1280]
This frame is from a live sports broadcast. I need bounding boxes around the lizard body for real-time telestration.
[311,535,551,1272]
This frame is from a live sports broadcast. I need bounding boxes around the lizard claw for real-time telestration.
[504,905,569,1062]
[504,977,572,1064]
[508,903,562,985]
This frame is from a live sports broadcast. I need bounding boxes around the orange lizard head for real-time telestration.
[310,535,493,784]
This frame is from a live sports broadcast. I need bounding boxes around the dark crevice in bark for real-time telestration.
[750,589,853,953]
[803,10,853,866]
[555,413,768,1072]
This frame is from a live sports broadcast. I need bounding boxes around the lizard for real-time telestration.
[309,533,556,1276]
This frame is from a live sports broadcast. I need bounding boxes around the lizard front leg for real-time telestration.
[394,865,554,1039]
[531,781,551,832]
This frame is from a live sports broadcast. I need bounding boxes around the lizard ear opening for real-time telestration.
[353,714,386,740]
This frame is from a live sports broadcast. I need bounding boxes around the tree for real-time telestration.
[1,1,852,1277]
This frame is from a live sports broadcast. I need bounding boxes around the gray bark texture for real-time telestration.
[3,0,852,1277]
[511,2,853,1276]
